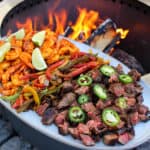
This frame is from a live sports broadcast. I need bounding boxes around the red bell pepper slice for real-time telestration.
[12,95,24,109]
[65,61,98,78]
[71,52,87,59]
[46,60,65,80]
[21,72,43,80]
[33,79,46,89]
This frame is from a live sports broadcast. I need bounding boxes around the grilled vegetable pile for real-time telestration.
[0,29,149,146]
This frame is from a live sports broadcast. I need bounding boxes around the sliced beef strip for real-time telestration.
[58,122,69,135]
[138,114,150,122]
[118,132,134,145]
[87,112,101,121]
[81,102,99,115]
[120,114,134,129]
[92,134,101,142]
[77,123,91,135]
[36,103,49,116]
[117,126,135,135]
[103,133,118,145]
[128,69,141,82]
[116,64,124,74]
[41,95,52,105]
[102,76,109,86]
[89,69,102,83]
[80,134,95,146]
[71,101,79,107]
[104,100,113,107]
[87,120,103,134]
[42,108,58,125]
[55,110,68,125]
[75,86,90,95]
[109,83,125,97]
[96,100,104,110]
[124,83,142,97]
[96,100,113,110]
[129,111,139,125]
[136,94,144,104]
[68,128,80,139]
[116,120,125,129]
[109,74,119,83]
[137,104,149,114]
[57,92,76,109]
[62,81,73,93]
[126,97,136,107]
[108,106,122,114]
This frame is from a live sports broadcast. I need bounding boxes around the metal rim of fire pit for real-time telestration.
[0,0,150,36]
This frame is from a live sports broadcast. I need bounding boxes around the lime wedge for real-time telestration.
[6,28,25,42]
[0,42,11,62]
[32,31,46,47]
[32,48,47,70]
[15,28,25,40]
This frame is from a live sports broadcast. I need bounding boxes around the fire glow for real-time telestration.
[12,7,129,42]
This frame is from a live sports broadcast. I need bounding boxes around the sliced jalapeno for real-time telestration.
[77,75,92,86]
[116,97,127,109]
[78,94,89,105]
[100,65,116,77]
[102,108,120,127]
[93,84,107,100]
[68,106,86,123]
[119,74,133,84]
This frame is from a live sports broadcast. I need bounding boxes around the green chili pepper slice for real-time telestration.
[0,88,22,104]
[77,75,92,86]
[102,108,120,127]
[78,94,89,105]
[93,84,107,100]
[116,97,127,109]
[68,106,86,123]
[100,65,116,77]
[119,74,133,84]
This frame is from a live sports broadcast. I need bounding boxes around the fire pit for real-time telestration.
[0,0,150,149]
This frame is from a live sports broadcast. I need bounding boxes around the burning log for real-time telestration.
[63,26,73,37]
[84,18,117,51]
[103,33,121,54]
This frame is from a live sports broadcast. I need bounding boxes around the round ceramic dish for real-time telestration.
[0,39,150,150]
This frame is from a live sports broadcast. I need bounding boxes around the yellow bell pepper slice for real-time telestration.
[23,85,40,105]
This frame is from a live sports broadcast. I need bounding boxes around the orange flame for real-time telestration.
[14,8,99,41]
[54,10,67,34]
[116,28,129,39]
[14,8,129,43]
[69,7,99,41]
[16,18,33,31]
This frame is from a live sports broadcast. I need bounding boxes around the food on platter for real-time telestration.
[0,29,149,146]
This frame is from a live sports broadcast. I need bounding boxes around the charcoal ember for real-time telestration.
[112,49,145,74]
